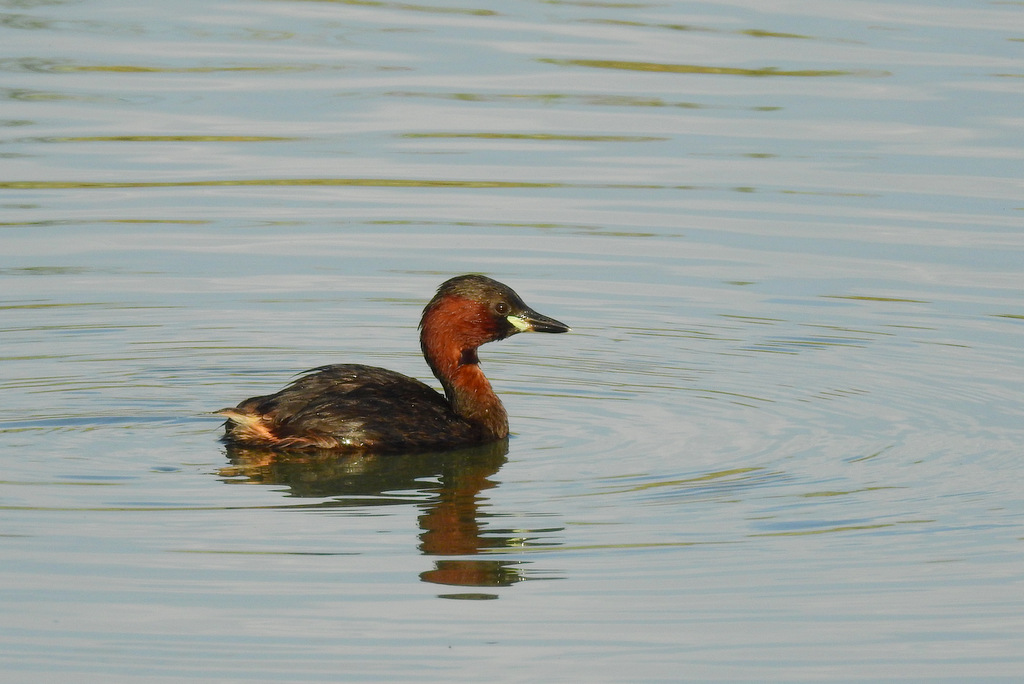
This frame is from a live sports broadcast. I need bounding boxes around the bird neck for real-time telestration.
[443,361,509,440]
[420,300,509,439]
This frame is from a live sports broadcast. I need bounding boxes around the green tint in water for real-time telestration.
[1,0,1023,681]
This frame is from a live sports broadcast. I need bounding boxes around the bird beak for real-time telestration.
[507,308,571,334]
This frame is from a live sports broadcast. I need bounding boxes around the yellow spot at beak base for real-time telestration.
[507,315,532,332]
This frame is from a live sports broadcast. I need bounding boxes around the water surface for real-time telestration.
[2,0,1023,681]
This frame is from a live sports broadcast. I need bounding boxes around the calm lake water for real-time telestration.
[2,0,1023,680]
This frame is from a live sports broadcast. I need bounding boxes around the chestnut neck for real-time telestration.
[420,295,509,439]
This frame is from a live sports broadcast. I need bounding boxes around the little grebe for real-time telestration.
[218,274,570,452]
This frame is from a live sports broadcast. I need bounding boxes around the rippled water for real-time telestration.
[2,0,1023,680]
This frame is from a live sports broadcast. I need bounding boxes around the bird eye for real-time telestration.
[495,301,510,315]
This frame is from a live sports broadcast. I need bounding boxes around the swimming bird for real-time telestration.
[218,274,569,453]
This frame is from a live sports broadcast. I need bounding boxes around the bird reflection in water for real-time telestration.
[219,439,560,593]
